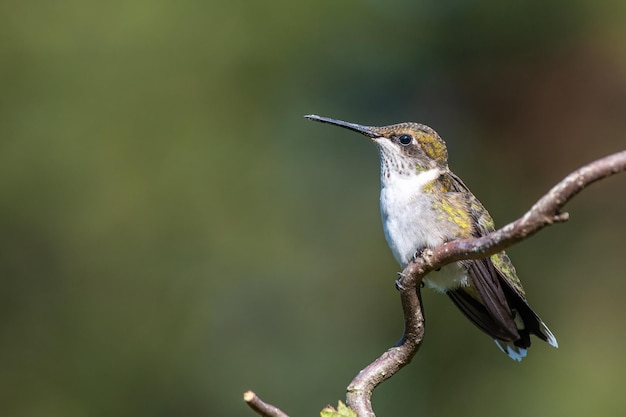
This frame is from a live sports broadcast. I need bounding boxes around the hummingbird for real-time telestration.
[305,114,558,361]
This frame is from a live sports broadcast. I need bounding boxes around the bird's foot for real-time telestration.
[412,247,440,270]
[395,272,408,291]
[411,248,425,263]
[395,272,425,291]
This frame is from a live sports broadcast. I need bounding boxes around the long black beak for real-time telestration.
[304,115,381,138]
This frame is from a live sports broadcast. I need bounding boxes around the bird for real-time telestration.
[305,114,558,361]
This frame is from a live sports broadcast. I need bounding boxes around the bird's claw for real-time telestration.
[411,248,425,263]
[395,273,408,291]
[396,272,426,291]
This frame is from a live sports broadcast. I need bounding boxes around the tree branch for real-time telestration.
[346,150,626,417]
[245,150,626,417]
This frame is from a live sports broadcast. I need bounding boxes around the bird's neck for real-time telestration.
[380,166,442,195]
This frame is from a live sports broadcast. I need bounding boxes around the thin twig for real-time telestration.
[244,391,290,417]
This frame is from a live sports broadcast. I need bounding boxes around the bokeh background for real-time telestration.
[1,1,626,416]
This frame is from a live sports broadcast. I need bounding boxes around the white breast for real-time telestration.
[379,168,468,291]
[379,168,443,266]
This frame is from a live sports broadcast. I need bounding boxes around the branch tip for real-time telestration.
[554,212,569,222]
[243,391,290,417]
[243,391,255,402]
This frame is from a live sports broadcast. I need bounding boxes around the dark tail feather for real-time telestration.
[499,280,558,349]
[447,258,557,361]
[447,288,519,342]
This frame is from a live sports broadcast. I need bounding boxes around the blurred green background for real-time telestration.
[1,1,626,416]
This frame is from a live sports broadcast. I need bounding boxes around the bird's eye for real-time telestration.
[398,134,412,145]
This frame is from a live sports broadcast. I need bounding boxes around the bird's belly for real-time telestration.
[380,187,469,292]
[381,192,449,267]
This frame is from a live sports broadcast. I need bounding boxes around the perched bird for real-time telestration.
[305,114,558,361]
